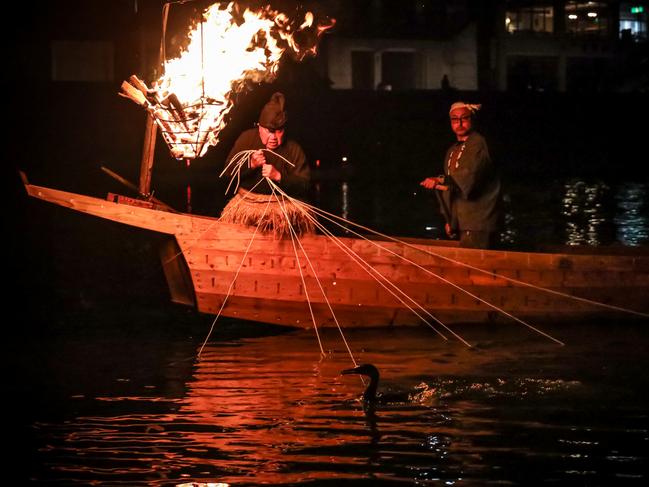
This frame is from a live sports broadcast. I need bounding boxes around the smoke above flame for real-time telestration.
[121,1,334,160]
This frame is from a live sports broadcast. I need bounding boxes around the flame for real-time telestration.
[121,2,334,160]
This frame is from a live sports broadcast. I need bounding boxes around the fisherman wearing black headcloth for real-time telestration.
[219,92,313,237]
[420,102,502,249]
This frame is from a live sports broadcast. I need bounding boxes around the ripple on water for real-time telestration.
[22,324,649,486]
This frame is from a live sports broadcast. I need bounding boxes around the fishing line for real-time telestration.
[162,147,302,270]
[277,190,564,346]
[267,181,460,345]
[269,185,326,356]
[289,198,452,340]
[294,198,648,319]
[220,149,295,195]
[161,178,266,267]
[268,181,361,366]
[197,195,273,359]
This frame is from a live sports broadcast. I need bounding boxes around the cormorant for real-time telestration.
[341,363,380,402]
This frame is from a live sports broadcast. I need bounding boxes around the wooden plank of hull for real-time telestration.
[179,225,646,274]
[23,180,649,325]
[183,247,649,290]
[193,289,638,328]
[25,183,194,235]
[191,269,647,315]
[176,223,648,322]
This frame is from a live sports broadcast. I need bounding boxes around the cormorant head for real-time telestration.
[341,363,380,380]
[341,363,380,402]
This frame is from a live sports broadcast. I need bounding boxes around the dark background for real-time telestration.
[8,0,649,204]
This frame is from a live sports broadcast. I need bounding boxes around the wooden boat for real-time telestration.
[22,174,649,329]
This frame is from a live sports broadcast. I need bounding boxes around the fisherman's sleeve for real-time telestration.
[278,144,310,197]
[446,139,491,200]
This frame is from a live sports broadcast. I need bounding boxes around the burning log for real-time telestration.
[119,77,197,158]
[127,75,150,96]
[160,93,185,121]
[119,75,159,107]
[119,79,148,107]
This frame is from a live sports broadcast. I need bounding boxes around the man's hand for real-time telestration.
[251,150,266,168]
[262,164,281,182]
[420,176,444,190]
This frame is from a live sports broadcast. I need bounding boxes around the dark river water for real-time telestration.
[11,320,648,486]
[315,177,649,249]
[11,175,649,486]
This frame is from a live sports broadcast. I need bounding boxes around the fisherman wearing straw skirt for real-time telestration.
[420,102,502,249]
[220,92,314,238]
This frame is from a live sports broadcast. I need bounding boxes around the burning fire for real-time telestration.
[120,2,334,160]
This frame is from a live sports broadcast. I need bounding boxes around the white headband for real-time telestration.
[449,102,481,115]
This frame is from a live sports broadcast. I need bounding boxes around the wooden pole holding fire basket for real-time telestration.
[139,114,157,197]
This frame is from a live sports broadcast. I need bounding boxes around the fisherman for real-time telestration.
[420,102,502,249]
[219,92,313,236]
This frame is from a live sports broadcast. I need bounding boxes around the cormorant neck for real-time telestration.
[362,370,380,402]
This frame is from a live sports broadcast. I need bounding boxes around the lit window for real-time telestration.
[619,2,648,40]
[565,1,609,37]
[506,4,554,34]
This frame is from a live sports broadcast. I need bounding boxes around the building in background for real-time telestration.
[492,0,648,92]
[324,0,479,91]
[13,0,648,93]
[323,0,648,93]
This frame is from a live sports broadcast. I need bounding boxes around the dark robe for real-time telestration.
[441,131,502,235]
[225,128,310,197]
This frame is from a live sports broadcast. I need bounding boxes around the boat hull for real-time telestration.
[24,180,649,328]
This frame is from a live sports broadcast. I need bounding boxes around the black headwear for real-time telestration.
[258,92,287,129]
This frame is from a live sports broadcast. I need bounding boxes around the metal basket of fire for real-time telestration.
[120,75,226,160]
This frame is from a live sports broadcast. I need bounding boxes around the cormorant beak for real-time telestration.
[341,366,361,376]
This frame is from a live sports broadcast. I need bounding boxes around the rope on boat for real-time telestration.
[222,154,644,319]
[270,185,326,357]
[160,178,270,267]
[299,203,649,320]
[269,184,454,343]
[219,188,315,238]
[271,182,360,365]
[274,189,565,346]
[416,249,649,319]
[199,148,643,353]
[220,149,295,196]
[267,181,474,346]
[197,195,273,359]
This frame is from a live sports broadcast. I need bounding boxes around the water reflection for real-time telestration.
[24,325,649,486]
[559,180,649,247]
[325,177,649,247]
[341,180,349,221]
[561,180,613,246]
[615,182,649,246]
[499,192,518,245]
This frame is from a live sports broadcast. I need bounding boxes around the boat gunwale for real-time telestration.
[23,179,649,263]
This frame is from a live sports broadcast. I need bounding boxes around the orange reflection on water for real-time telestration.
[33,326,632,486]
[172,328,509,485]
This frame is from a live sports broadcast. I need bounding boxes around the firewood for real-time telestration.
[128,75,150,94]
[119,81,147,106]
